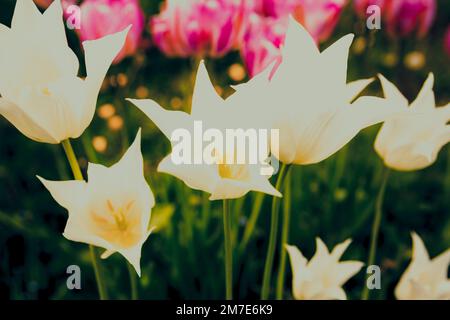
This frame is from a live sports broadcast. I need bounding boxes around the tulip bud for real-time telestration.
[385,0,436,38]
[150,0,249,58]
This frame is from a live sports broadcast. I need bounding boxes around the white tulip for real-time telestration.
[229,17,398,165]
[0,0,129,143]
[38,130,154,276]
[286,238,363,300]
[395,232,450,300]
[375,73,450,171]
[128,62,281,200]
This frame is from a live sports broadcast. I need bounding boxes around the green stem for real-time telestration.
[61,139,83,181]
[261,163,290,300]
[275,170,292,300]
[223,199,233,300]
[238,192,265,256]
[61,139,108,300]
[362,167,390,300]
[127,262,138,300]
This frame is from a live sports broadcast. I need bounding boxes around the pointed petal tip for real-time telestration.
[377,73,387,81]
[36,175,47,185]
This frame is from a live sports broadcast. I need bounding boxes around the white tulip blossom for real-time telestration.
[229,17,399,165]
[375,73,450,171]
[286,238,363,300]
[0,0,129,143]
[38,130,154,276]
[395,233,450,300]
[128,62,281,200]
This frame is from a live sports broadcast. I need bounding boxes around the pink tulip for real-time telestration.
[251,0,299,18]
[78,0,145,64]
[353,0,386,18]
[241,13,285,77]
[292,0,347,43]
[384,0,436,38]
[445,26,450,57]
[150,0,249,58]
[241,0,346,77]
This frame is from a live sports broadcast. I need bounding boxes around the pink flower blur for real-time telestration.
[292,0,347,44]
[445,26,450,57]
[242,0,347,77]
[384,0,436,38]
[241,13,285,78]
[78,0,145,64]
[353,0,386,18]
[150,0,249,58]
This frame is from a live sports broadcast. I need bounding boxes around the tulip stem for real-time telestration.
[261,163,291,300]
[362,166,390,300]
[238,192,265,256]
[61,139,108,300]
[275,170,292,300]
[61,139,83,181]
[88,245,108,300]
[127,262,139,300]
[223,199,233,300]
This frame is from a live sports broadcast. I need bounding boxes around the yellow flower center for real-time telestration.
[90,200,142,249]
[218,163,250,181]
[41,87,51,96]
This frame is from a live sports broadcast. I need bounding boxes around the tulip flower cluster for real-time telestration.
[0,0,449,301]
[353,0,436,38]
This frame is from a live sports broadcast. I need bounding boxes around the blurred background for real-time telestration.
[0,0,449,300]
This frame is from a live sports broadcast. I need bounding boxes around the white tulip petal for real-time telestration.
[282,16,320,66]
[429,248,450,284]
[41,0,79,78]
[287,238,362,300]
[101,250,115,259]
[378,74,409,107]
[320,34,354,91]
[63,214,115,252]
[308,238,331,272]
[411,232,431,263]
[209,179,253,200]
[0,97,58,143]
[274,17,319,88]
[83,25,131,84]
[322,287,347,300]
[158,154,218,194]
[109,129,145,181]
[127,98,191,140]
[396,233,450,300]
[83,25,131,107]
[303,96,395,165]
[37,177,87,211]
[119,245,144,277]
[191,61,224,119]
[11,0,41,32]
[334,261,364,286]
[286,244,309,300]
[331,239,352,260]
[346,78,375,102]
[410,73,435,111]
